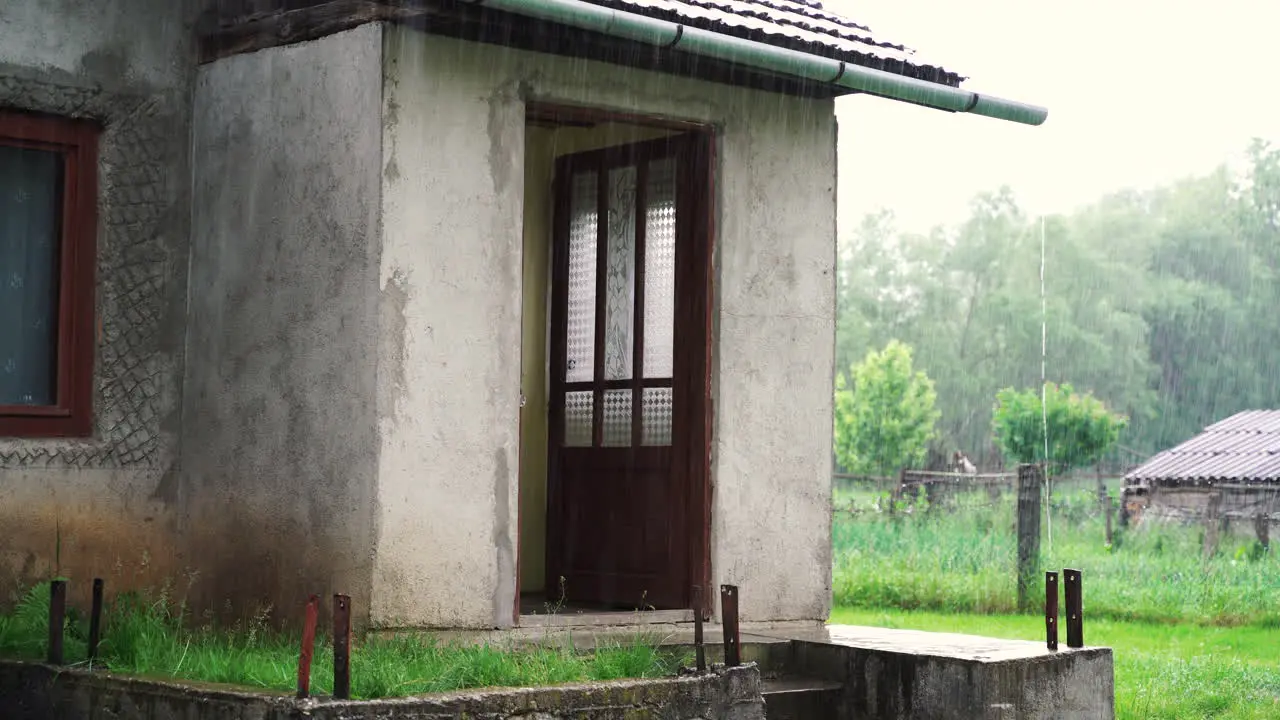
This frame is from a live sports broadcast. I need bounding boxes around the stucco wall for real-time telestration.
[184,25,384,619]
[2,7,835,626]
[0,0,197,607]
[378,27,836,627]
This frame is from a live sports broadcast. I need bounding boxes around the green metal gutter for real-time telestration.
[471,0,1048,126]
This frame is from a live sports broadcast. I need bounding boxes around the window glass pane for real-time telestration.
[565,171,597,383]
[643,157,676,380]
[564,391,594,447]
[604,165,637,381]
[641,387,673,446]
[0,145,62,406]
[602,388,632,447]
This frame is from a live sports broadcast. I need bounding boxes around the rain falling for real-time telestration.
[0,0,1276,718]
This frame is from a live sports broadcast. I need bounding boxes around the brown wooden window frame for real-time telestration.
[0,109,99,438]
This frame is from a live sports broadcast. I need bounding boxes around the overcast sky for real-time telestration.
[828,0,1280,235]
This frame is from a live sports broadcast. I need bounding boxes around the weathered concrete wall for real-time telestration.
[377,27,836,627]
[0,659,764,720]
[184,25,384,620]
[711,88,837,624]
[0,0,198,607]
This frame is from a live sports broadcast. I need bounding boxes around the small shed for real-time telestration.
[1123,410,1280,535]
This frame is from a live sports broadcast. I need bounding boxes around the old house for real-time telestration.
[1124,410,1280,536]
[0,0,1044,629]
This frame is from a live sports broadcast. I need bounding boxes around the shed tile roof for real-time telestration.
[1126,410,1280,484]
[585,0,965,86]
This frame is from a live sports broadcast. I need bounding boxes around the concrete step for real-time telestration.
[761,676,843,720]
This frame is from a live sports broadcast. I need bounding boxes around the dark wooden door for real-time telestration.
[545,133,710,611]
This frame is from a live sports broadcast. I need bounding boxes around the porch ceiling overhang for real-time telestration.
[198,0,1047,124]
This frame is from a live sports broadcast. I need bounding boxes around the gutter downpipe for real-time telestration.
[469,0,1048,126]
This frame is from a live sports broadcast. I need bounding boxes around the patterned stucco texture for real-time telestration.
[0,74,187,471]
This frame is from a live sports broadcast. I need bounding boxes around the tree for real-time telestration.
[836,139,1280,463]
[834,340,940,476]
[992,383,1127,472]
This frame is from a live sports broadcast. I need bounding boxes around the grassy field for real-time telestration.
[831,481,1280,719]
[0,584,683,699]
[833,481,1280,625]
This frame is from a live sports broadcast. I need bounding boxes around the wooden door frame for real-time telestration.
[520,104,715,620]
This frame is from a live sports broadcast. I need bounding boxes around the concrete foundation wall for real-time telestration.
[0,659,765,720]
[0,0,198,608]
[183,25,384,619]
[377,27,836,627]
[793,627,1115,720]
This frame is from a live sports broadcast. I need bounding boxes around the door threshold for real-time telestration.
[519,608,693,628]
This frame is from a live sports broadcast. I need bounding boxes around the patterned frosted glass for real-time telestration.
[565,171,598,383]
[602,389,633,447]
[641,387,673,446]
[0,146,62,406]
[643,157,676,380]
[564,391,594,447]
[603,166,636,381]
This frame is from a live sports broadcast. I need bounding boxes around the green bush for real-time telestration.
[834,340,940,476]
[992,382,1127,472]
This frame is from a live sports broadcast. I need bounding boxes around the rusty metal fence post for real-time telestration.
[88,578,104,662]
[47,580,66,665]
[692,586,706,672]
[1045,571,1058,651]
[333,594,352,699]
[1064,569,1083,648]
[720,585,740,667]
[297,595,320,698]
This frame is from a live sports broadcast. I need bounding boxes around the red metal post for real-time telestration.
[333,594,352,699]
[47,580,66,665]
[720,584,740,668]
[88,578,104,662]
[1065,568,1083,648]
[693,586,706,672]
[296,595,319,698]
[1045,571,1058,651]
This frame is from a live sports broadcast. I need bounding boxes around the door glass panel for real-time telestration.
[564,390,594,447]
[0,146,62,406]
[565,171,598,384]
[602,388,632,447]
[643,157,676,380]
[641,387,673,446]
[603,166,636,381]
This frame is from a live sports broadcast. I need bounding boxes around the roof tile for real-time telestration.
[585,0,965,86]
[1126,410,1280,484]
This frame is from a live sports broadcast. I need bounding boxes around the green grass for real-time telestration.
[0,584,686,699]
[832,482,1280,626]
[831,480,1280,718]
[830,607,1280,720]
